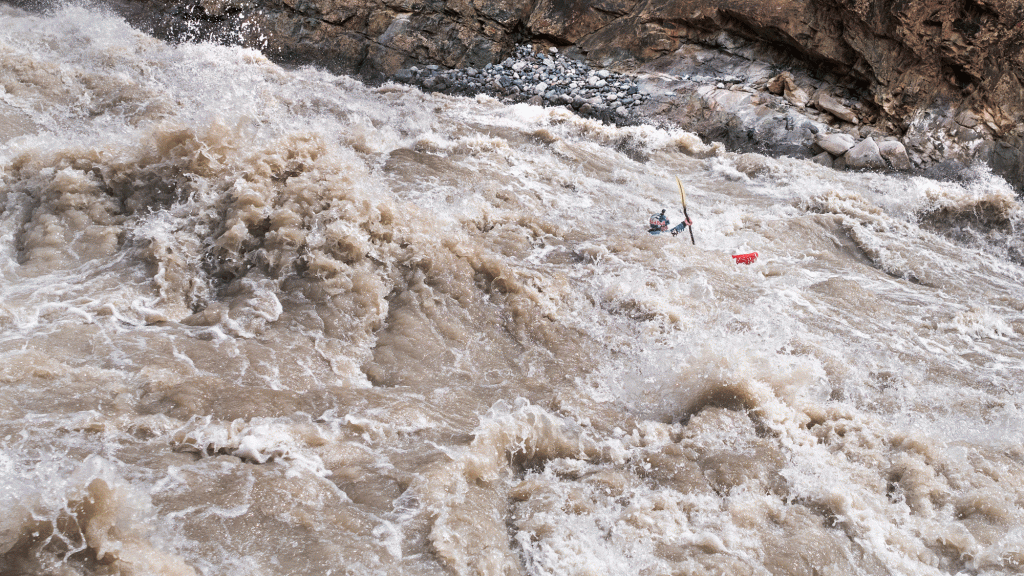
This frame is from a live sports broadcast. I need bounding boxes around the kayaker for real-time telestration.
[648,209,669,234]
[648,209,692,236]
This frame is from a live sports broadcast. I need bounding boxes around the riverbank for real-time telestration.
[388,42,937,182]
[7,0,1021,192]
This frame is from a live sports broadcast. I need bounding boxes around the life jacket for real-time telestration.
[649,213,668,231]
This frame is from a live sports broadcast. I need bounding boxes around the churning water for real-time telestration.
[2,5,1024,575]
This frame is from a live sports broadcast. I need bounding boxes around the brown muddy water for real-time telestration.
[2,5,1024,576]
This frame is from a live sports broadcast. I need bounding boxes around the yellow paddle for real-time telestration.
[676,177,695,245]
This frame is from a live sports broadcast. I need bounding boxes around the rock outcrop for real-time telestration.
[12,0,1024,190]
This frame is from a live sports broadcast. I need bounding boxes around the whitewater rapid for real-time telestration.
[2,5,1024,576]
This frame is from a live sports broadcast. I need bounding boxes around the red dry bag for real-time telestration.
[732,252,758,265]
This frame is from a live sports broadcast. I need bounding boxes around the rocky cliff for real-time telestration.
[16,0,1024,190]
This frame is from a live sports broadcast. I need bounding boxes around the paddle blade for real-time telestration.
[676,176,687,207]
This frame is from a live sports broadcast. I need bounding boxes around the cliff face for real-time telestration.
[27,0,1024,188]
[571,0,1024,153]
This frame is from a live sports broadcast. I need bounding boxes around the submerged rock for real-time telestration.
[810,151,834,168]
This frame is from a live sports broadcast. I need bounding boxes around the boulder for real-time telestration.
[814,133,856,156]
[765,73,789,95]
[843,138,886,170]
[767,72,809,107]
[814,93,858,124]
[877,140,912,170]
[785,85,810,108]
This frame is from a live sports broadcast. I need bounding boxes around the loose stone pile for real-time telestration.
[390,44,650,124]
